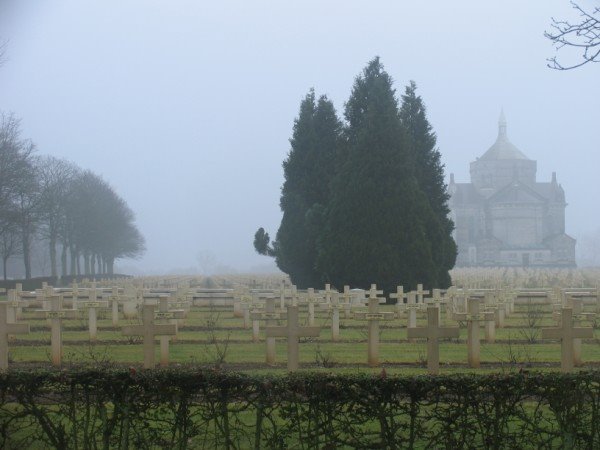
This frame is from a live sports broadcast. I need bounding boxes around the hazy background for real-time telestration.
[1,0,598,274]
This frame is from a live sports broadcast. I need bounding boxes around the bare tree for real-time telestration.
[38,156,78,277]
[66,170,145,276]
[546,1,600,70]
[0,113,38,278]
[0,225,20,280]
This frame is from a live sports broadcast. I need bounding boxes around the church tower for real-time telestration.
[449,111,576,267]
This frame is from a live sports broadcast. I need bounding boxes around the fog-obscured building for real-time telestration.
[449,111,576,267]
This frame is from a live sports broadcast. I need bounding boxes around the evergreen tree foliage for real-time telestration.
[399,81,456,288]
[254,90,340,288]
[316,58,440,293]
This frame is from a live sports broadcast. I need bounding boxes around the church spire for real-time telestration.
[498,108,507,140]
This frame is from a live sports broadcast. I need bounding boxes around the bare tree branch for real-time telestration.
[545,1,600,70]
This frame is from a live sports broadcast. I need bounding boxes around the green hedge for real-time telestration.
[0,369,599,449]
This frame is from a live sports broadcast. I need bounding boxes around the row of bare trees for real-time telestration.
[0,112,145,279]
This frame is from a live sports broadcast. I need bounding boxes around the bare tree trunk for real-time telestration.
[85,252,91,276]
[70,245,77,276]
[97,255,103,275]
[107,257,114,275]
[3,256,7,280]
[22,229,31,279]
[49,234,57,278]
[61,242,68,277]
[76,247,81,276]
[90,253,95,276]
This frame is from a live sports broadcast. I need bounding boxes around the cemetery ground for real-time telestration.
[1,271,600,448]
[2,290,600,373]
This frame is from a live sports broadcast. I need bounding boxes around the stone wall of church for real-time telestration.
[489,203,544,247]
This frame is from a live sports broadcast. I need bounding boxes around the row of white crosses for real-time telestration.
[1,281,596,372]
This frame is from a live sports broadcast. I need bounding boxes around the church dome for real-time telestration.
[480,110,529,161]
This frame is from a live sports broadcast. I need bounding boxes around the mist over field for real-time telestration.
[0,1,598,275]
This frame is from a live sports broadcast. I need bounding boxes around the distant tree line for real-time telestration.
[254,58,456,293]
[0,112,145,279]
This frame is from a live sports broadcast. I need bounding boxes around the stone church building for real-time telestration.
[449,112,576,267]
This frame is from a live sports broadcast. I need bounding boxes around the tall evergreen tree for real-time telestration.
[316,58,439,293]
[399,82,456,288]
[254,90,340,287]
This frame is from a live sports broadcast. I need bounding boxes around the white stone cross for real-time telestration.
[454,298,483,368]
[279,281,287,310]
[76,293,110,341]
[0,302,29,370]
[232,287,245,318]
[398,292,426,341]
[6,289,28,324]
[36,295,77,367]
[156,297,185,366]
[415,284,430,304]
[340,285,353,319]
[542,307,594,372]
[303,288,323,326]
[108,287,123,326]
[425,289,447,322]
[265,305,320,371]
[407,306,459,374]
[324,287,343,341]
[390,285,407,319]
[316,285,342,341]
[555,297,596,367]
[250,296,284,364]
[239,293,254,329]
[353,284,394,367]
[249,294,276,342]
[122,303,177,369]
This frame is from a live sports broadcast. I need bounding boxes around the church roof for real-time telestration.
[488,181,546,204]
[480,110,529,161]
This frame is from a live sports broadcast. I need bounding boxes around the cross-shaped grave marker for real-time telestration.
[76,289,109,341]
[321,284,342,341]
[390,286,407,319]
[250,293,275,342]
[398,292,426,341]
[239,293,255,329]
[122,303,177,369]
[0,302,29,370]
[303,288,323,326]
[407,306,459,374]
[232,287,245,318]
[352,284,395,367]
[340,286,353,319]
[6,289,28,325]
[279,281,287,310]
[453,298,485,368]
[250,295,285,364]
[156,297,185,366]
[36,294,77,367]
[265,305,320,371]
[557,297,596,367]
[108,287,122,326]
[415,284,430,304]
[542,307,594,372]
[425,289,447,322]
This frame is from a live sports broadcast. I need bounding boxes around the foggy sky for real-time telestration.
[1,1,598,273]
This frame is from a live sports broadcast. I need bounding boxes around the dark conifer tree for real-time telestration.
[399,82,457,288]
[254,90,341,288]
[316,58,438,293]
